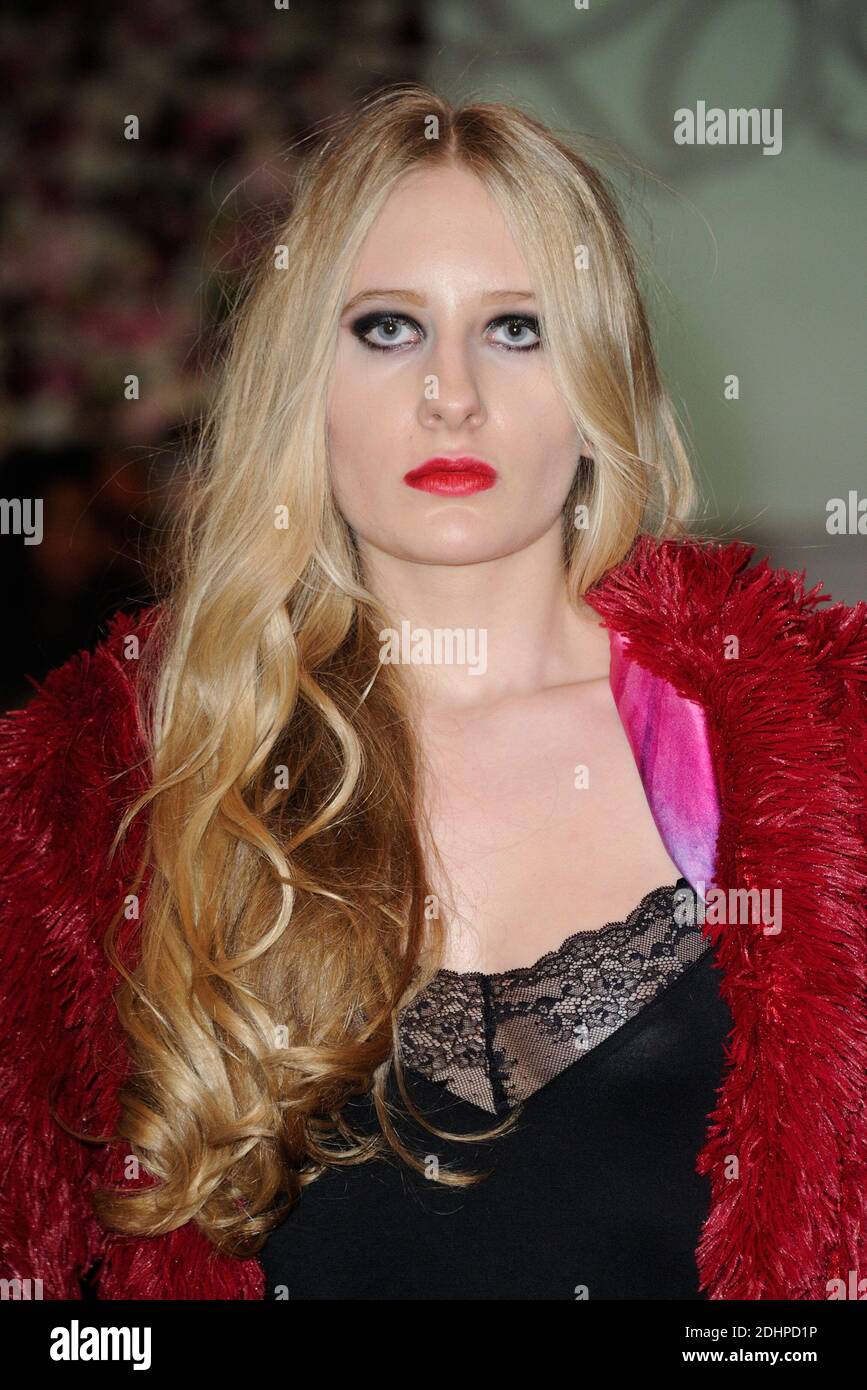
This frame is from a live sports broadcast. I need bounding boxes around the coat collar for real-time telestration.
[605,621,721,894]
[584,533,867,1298]
[92,534,866,1299]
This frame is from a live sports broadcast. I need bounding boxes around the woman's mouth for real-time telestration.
[403,456,498,495]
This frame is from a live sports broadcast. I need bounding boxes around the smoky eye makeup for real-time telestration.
[348,309,543,353]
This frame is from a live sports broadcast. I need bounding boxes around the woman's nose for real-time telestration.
[417,339,487,429]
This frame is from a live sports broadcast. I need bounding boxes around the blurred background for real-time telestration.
[1,0,864,708]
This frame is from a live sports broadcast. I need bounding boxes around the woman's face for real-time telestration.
[327,161,585,567]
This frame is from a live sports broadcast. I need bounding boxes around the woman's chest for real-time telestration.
[417,681,680,972]
[261,946,730,1300]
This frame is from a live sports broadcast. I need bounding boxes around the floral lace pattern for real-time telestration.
[398,879,709,1115]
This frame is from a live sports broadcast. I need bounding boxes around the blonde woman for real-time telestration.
[1,85,865,1303]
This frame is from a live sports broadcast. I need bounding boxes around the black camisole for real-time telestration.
[259,879,734,1299]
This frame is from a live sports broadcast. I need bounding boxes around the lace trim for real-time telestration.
[398,879,708,1115]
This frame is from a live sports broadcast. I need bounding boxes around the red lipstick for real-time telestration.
[403,456,497,495]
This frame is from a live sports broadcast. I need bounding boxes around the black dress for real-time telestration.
[259,879,734,1300]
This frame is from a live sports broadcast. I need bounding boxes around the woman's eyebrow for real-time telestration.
[341,288,537,313]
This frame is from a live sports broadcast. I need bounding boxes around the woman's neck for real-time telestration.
[359,521,611,716]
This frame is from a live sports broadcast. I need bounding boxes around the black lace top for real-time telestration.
[398,880,709,1116]
[259,877,733,1300]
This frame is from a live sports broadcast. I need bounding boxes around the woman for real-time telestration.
[1,85,865,1302]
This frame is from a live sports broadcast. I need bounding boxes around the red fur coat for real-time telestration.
[2,536,865,1300]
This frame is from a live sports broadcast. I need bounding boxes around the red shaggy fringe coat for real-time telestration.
[1,536,866,1301]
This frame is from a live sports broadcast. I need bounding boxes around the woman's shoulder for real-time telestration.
[590,534,866,770]
[0,600,160,968]
[3,598,160,719]
[596,531,866,649]
[0,600,160,794]
[0,601,163,1295]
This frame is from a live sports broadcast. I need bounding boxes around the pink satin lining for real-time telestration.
[607,627,720,894]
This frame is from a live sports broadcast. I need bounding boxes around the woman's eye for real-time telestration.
[488,315,542,351]
[351,312,422,352]
[349,310,542,353]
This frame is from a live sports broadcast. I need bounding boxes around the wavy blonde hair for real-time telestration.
[91,83,697,1256]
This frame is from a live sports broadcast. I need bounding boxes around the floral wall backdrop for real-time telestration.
[2,0,863,708]
[0,0,426,706]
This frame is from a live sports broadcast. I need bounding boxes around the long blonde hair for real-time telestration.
[92,83,696,1256]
